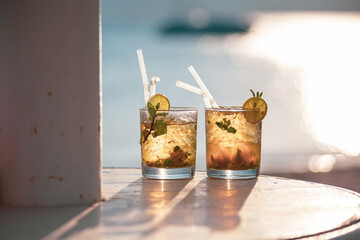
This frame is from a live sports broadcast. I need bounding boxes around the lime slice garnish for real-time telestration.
[243,97,268,123]
[149,94,170,111]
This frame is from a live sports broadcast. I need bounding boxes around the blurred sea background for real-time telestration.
[101,0,360,190]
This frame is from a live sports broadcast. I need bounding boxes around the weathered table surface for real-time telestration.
[1,168,360,240]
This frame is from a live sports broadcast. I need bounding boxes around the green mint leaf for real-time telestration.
[216,118,237,133]
[154,160,162,167]
[149,108,156,117]
[215,121,225,130]
[164,159,173,167]
[207,121,211,124]
[156,102,160,110]
[185,152,192,159]
[227,127,237,133]
[147,102,156,117]
[260,92,263,97]
[222,118,226,127]
[174,145,180,152]
[152,120,167,137]
[147,101,154,109]
[140,129,148,144]
[142,129,149,137]
[225,119,231,127]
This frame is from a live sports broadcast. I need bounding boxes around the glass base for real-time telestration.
[207,168,259,179]
[142,166,195,179]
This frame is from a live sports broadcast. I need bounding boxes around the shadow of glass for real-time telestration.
[103,177,192,227]
[154,177,257,232]
[59,177,191,238]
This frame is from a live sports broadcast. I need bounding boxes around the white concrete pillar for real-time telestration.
[0,0,102,206]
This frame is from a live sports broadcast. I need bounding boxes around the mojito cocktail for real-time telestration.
[206,107,261,179]
[140,105,198,179]
[136,49,199,179]
[205,90,267,179]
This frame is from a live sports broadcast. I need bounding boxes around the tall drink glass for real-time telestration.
[140,107,198,179]
[205,107,261,179]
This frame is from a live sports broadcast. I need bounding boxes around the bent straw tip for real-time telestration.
[151,76,160,83]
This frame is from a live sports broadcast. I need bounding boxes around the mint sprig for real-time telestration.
[141,102,168,143]
[215,118,237,134]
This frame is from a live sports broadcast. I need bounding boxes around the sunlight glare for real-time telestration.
[307,154,336,173]
[234,13,360,156]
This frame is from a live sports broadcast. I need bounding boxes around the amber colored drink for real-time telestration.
[206,107,261,179]
[140,107,198,179]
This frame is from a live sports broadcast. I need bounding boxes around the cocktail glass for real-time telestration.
[140,107,198,179]
[205,107,261,179]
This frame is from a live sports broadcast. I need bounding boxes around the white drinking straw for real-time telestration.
[150,76,160,98]
[136,49,150,105]
[187,65,219,108]
[176,80,212,108]
[202,93,212,108]
[176,80,202,95]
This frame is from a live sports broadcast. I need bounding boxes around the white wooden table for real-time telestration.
[1,168,360,239]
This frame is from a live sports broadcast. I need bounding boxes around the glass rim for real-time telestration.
[205,106,257,112]
[140,107,198,112]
